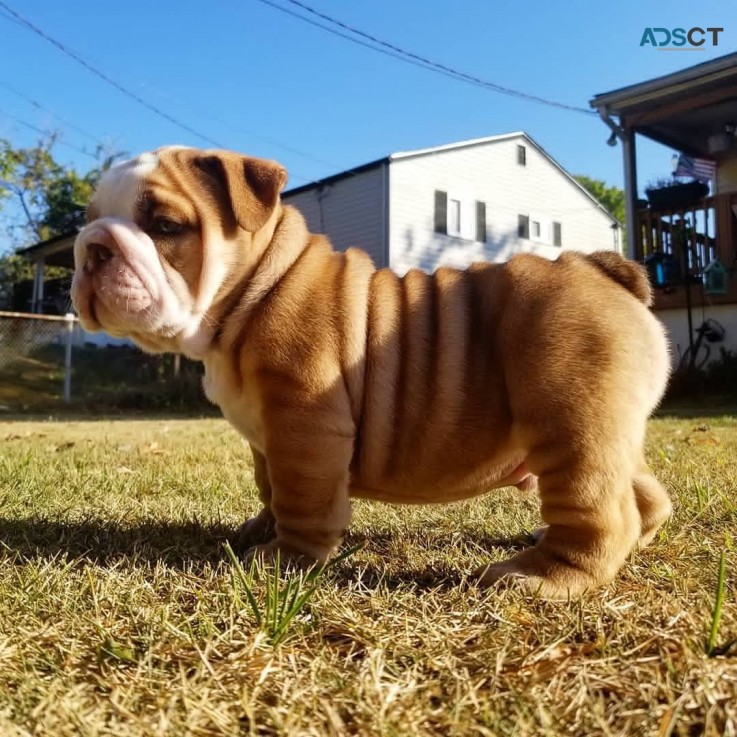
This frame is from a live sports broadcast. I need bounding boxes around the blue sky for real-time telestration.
[0,0,734,225]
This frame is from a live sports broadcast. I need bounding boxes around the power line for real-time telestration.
[0,2,346,175]
[252,0,462,78]
[0,79,106,147]
[0,108,97,158]
[0,0,226,147]
[0,80,323,184]
[0,6,23,27]
[256,0,596,116]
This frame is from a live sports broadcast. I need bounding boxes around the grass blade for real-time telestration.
[706,550,727,657]
[223,541,262,627]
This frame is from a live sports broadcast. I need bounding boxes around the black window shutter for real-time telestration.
[434,190,447,234]
[553,221,562,246]
[518,214,529,239]
[475,201,486,242]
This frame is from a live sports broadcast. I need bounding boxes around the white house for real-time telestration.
[283,131,621,275]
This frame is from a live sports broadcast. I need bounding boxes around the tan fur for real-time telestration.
[72,148,673,599]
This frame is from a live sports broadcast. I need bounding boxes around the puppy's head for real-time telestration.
[71,146,287,355]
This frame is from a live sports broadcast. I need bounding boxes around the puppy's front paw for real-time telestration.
[231,509,276,551]
[242,540,321,570]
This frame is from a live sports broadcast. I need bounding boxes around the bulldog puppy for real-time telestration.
[72,147,672,599]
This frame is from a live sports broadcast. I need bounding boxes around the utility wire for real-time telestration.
[0,6,23,27]
[0,108,96,158]
[257,0,596,116]
[252,0,469,80]
[0,0,226,147]
[0,1,345,174]
[0,79,106,147]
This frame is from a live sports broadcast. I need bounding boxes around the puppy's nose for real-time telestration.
[85,242,115,273]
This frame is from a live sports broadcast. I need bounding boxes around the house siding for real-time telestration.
[283,164,387,267]
[388,137,619,275]
[658,305,737,368]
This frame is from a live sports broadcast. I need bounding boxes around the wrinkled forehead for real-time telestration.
[88,146,196,221]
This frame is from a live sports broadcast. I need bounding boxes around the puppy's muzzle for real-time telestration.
[79,228,117,276]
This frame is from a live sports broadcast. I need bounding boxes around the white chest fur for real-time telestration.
[202,357,266,453]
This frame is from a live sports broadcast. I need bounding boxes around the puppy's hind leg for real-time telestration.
[633,457,672,549]
[476,429,641,599]
[530,460,671,551]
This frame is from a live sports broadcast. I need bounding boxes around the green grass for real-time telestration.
[0,414,735,736]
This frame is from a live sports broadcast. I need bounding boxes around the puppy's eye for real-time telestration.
[152,217,184,236]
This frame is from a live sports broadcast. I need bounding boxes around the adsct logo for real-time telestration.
[640,27,724,49]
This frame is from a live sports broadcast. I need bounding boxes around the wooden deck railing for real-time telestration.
[635,192,737,309]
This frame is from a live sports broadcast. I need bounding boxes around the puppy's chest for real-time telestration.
[203,357,266,452]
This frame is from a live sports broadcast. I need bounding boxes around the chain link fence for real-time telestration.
[0,311,208,413]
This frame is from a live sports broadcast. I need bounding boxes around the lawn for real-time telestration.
[0,412,735,736]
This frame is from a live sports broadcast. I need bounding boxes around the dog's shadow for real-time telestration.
[334,528,536,591]
[0,518,535,588]
[0,517,231,568]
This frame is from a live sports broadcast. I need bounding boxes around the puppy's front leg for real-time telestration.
[248,418,354,565]
[233,446,276,549]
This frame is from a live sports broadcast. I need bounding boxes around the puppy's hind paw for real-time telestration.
[472,550,597,600]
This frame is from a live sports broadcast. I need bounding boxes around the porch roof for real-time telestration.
[16,231,77,269]
[590,52,737,157]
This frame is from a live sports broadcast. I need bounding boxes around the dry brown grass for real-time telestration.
[0,412,735,736]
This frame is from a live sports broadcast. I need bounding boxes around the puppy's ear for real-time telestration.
[192,152,287,233]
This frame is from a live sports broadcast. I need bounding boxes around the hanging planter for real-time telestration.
[645,179,709,210]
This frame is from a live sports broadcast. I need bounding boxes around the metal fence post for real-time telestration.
[64,313,75,403]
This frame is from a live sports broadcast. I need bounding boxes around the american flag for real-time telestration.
[673,153,716,183]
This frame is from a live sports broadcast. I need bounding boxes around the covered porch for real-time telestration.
[16,231,76,315]
[591,53,737,311]
[591,53,737,367]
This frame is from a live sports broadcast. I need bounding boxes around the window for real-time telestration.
[517,144,526,166]
[553,221,562,247]
[448,199,461,236]
[434,190,447,234]
[531,220,541,238]
[518,214,530,239]
[475,201,486,243]
[436,192,481,240]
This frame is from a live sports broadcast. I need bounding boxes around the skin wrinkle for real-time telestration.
[388,274,410,479]
[334,255,353,424]
[226,223,313,389]
[349,274,375,478]
[72,146,673,600]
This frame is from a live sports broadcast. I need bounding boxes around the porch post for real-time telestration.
[622,129,638,260]
[31,258,45,313]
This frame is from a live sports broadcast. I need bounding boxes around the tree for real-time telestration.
[0,135,120,309]
[574,175,626,252]
[0,135,118,248]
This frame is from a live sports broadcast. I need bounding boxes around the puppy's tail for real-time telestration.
[585,251,653,307]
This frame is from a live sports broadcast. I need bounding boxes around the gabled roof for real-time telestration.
[389,131,526,160]
[284,131,620,224]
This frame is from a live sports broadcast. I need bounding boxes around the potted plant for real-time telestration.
[645,177,709,210]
